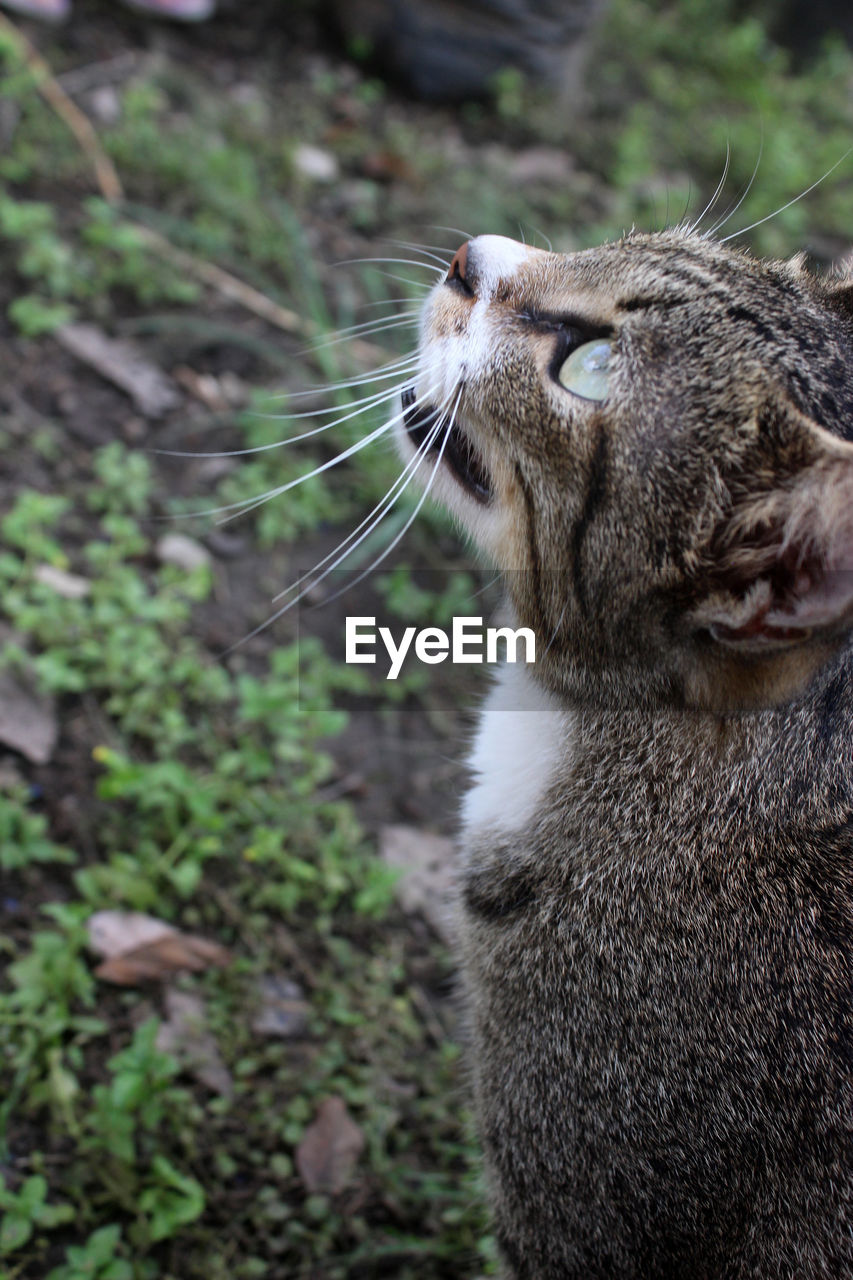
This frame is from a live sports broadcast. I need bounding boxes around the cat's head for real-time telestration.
[398,231,853,714]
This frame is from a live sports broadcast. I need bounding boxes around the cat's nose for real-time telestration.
[445,235,535,299]
[447,241,472,291]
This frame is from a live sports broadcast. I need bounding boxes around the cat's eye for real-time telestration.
[557,339,613,402]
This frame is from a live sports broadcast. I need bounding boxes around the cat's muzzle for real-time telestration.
[401,385,491,503]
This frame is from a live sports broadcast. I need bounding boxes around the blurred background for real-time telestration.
[0,2,851,1276]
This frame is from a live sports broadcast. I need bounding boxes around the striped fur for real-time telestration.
[398,229,853,1278]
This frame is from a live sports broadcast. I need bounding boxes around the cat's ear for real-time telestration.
[695,397,853,650]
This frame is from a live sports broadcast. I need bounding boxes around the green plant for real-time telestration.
[0,911,107,1144]
[0,788,75,871]
[590,0,853,255]
[84,1019,188,1166]
[0,1174,74,1256]
[139,1156,206,1243]
[45,1223,138,1280]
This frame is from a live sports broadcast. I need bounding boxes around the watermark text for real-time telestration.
[345,616,536,680]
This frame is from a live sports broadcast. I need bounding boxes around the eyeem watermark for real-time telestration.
[345,615,536,680]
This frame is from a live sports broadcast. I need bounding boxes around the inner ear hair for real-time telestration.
[697,395,853,649]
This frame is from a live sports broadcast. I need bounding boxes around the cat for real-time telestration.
[395,229,853,1278]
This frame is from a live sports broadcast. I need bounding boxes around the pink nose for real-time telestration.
[447,241,470,287]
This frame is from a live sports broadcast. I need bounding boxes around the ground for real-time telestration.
[1,3,852,1278]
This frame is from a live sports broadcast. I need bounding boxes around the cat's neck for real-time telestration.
[464,654,852,844]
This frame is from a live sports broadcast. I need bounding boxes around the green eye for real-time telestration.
[557,339,612,401]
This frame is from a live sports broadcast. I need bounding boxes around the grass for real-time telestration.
[2,2,853,1276]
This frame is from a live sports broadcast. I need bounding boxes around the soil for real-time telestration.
[0,0,519,845]
[0,10,595,1272]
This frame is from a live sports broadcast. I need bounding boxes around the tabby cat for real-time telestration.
[397,229,853,1278]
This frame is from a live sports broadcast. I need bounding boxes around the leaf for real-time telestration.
[54,322,179,418]
[102,1262,134,1280]
[295,1096,365,1195]
[0,1210,32,1255]
[156,989,233,1096]
[140,1156,205,1241]
[95,935,231,985]
[86,911,231,985]
[81,1222,122,1265]
[17,1175,47,1214]
[86,910,174,958]
[0,666,57,764]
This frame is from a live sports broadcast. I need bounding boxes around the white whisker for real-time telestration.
[319,384,463,605]
[271,360,422,404]
[270,387,448,606]
[303,313,420,354]
[720,148,852,242]
[706,136,764,239]
[378,271,437,291]
[335,255,447,276]
[226,390,451,648]
[529,226,553,252]
[280,353,422,398]
[541,600,569,659]
[176,414,396,521]
[157,381,415,460]
[690,139,731,234]
[388,240,451,268]
[311,310,419,339]
[430,224,475,242]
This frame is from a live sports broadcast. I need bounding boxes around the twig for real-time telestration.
[130,221,310,336]
[129,221,388,362]
[0,12,123,202]
[0,14,389,363]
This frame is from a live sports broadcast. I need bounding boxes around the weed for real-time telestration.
[589,0,853,254]
[45,1223,142,1280]
[0,1173,74,1256]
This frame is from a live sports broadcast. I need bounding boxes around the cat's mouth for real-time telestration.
[401,386,491,503]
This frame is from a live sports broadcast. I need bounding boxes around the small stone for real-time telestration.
[156,533,212,572]
[293,144,340,183]
[88,85,121,125]
[34,564,92,599]
[379,824,456,944]
[251,976,311,1039]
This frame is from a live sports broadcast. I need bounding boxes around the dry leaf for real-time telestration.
[156,989,233,1097]
[87,910,174,957]
[86,910,231,984]
[296,1097,365,1195]
[0,668,58,764]
[55,323,179,418]
[379,824,455,943]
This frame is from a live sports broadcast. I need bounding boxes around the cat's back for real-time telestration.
[397,225,853,1278]
[459,660,853,1279]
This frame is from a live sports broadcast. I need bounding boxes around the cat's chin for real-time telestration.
[401,386,492,504]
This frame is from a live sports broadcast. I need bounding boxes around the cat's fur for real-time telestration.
[397,230,853,1278]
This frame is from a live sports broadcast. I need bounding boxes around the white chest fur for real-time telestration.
[461,663,575,839]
